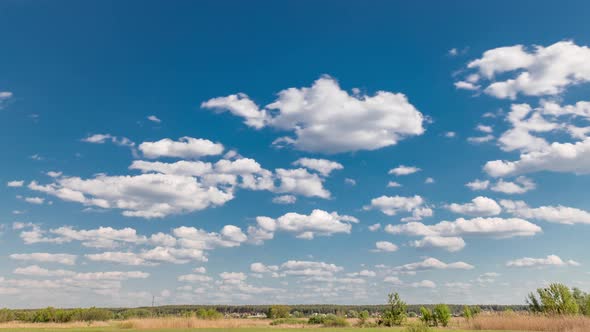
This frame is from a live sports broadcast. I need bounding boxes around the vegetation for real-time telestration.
[527,283,580,315]
[270,317,305,325]
[379,292,407,326]
[267,305,291,319]
[195,308,223,320]
[308,314,349,327]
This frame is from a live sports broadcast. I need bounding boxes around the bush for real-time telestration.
[195,308,223,320]
[433,304,451,327]
[0,309,15,323]
[270,318,305,325]
[380,292,407,326]
[357,310,370,326]
[267,305,291,319]
[308,314,349,327]
[419,306,434,326]
[528,283,579,315]
[119,308,152,319]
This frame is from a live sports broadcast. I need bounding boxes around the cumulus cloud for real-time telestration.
[409,236,466,252]
[202,76,425,153]
[248,209,358,241]
[373,241,398,252]
[364,195,432,221]
[10,253,77,265]
[500,200,590,225]
[272,195,297,204]
[393,257,474,272]
[506,254,580,268]
[14,265,149,281]
[446,196,502,216]
[139,137,224,159]
[485,139,590,177]
[368,223,381,232]
[292,158,343,176]
[386,217,541,239]
[389,165,421,176]
[7,180,24,187]
[461,41,590,99]
[466,179,490,191]
[147,115,161,123]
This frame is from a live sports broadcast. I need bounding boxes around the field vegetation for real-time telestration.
[1,283,590,331]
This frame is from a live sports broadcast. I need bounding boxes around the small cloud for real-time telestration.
[7,180,24,188]
[387,181,402,188]
[344,178,356,186]
[147,115,162,123]
[424,177,435,184]
[444,131,456,138]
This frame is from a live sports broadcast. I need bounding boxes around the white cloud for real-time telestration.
[409,236,466,252]
[23,197,45,205]
[454,81,480,91]
[292,158,343,176]
[464,41,590,99]
[476,124,493,133]
[485,138,590,177]
[386,217,541,239]
[139,137,224,159]
[467,135,494,144]
[500,200,590,225]
[446,196,502,216]
[0,91,13,109]
[490,176,535,194]
[272,195,297,205]
[249,209,358,241]
[466,179,490,191]
[10,253,77,265]
[364,195,430,221]
[368,223,381,232]
[344,178,356,186]
[424,177,435,184]
[14,265,149,281]
[202,76,425,153]
[280,260,343,277]
[444,131,456,138]
[506,254,580,268]
[409,280,437,288]
[389,165,421,176]
[178,274,213,282]
[7,180,24,187]
[393,257,474,272]
[274,168,331,198]
[147,115,161,123]
[82,134,135,147]
[384,276,402,285]
[387,181,402,188]
[373,241,398,252]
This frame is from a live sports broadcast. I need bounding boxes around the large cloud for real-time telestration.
[446,196,502,217]
[458,41,590,99]
[139,137,224,159]
[202,76,425,153]
[392,257,474,272]
[485,138,590,177]
[500,200,590,225]
[248,209,358,241]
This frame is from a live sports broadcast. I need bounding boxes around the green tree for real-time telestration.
[380,292,407,326]
[419,306,433,326]
[433,304,451,327]
[527,283,579,315]
[462,305,472,319]
[358,310,370,326]
[267,305,291,319]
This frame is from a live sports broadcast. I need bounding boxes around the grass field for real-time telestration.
[0,328,519,332]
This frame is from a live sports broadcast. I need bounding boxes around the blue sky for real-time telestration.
[2,0,590,308]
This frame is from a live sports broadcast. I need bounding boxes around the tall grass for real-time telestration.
[119,317,272,329]
[460,312,590,331]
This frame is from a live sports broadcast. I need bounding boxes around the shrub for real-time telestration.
[380,292,407,326]
[433,304,451,327]
[119,308,152,319]
[0,309,15,323]
[419,306,434,326]
[267,305,291,319]
[195,308,223,320]
[527,283,579,315]
[357,310,370,326]
[270,318,305,325]
[308,314,349,327]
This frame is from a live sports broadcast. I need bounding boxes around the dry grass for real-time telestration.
[0,320,110,329]
[459,312,590,332]
[119,317,273,329]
